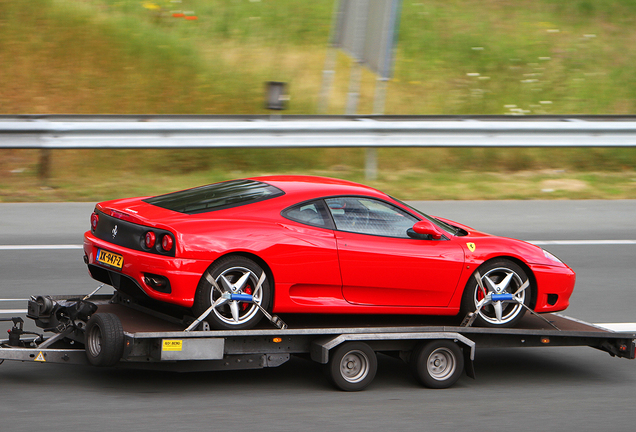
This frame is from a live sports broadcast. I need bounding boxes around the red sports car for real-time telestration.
[83,176,575,329]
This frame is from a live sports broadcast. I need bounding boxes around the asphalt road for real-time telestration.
[1,201,635,431]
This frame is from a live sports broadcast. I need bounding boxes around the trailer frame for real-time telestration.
[1,293,634,391]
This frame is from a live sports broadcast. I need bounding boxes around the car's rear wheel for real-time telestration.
[461,259,531,327]
[193,255,271,330]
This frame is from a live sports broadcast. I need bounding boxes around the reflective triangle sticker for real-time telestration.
[34,352,46,362]
[467,242,476,252]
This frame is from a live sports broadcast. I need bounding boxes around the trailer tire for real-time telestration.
[328,342,377,391]
[410,340,463,389]
[85,313,124,367]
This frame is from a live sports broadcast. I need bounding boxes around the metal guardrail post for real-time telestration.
[365,148,377,181]
[38,149,51,183]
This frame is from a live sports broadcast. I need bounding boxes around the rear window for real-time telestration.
[144,179,284,214]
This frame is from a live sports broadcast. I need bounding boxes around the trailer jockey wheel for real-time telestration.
[410,340,464,389]
[328,342,377,391]
[85,313,124,367]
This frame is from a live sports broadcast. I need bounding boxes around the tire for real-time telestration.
[410,340,464,389]
[461,259,531,328]
[328,342,377,391]
[85,313,124,367]
[193,255,271,330]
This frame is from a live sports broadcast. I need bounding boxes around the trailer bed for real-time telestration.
[1,294,634,390]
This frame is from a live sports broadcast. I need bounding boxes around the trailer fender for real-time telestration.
[311,332,474,371]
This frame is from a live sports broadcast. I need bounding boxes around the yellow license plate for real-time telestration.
[97,249,123,269]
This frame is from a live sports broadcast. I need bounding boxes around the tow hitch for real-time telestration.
[27,296,98,333]
[0,317,43,347]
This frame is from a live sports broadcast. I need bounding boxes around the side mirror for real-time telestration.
[410,220,443,240]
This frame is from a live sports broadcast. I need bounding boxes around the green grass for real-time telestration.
[2,148,636,202]
[4,0,636,115]
[1,0,636,202]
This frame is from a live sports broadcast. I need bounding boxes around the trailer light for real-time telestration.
[161,234,174,252]
[541,337,550,344]
[273,338,282,343]
[91,212,99,231]
[144,231,156,249]
[619,345,627,352]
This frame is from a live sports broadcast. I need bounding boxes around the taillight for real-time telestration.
[90,212,99,231]
[145,231,156,248]
[161,235,174,252]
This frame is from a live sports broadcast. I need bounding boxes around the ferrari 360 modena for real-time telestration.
[83,176,575,329]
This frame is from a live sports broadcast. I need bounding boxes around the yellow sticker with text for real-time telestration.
[34,351,46,362]
[466,242,476,252]
[162,340,183,352]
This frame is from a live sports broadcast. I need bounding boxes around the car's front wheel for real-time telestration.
[461,259,531,327]
[193,255,271,330]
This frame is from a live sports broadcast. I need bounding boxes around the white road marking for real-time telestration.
[593,323,636,332]
[0,245,83,250]
[0,299,28,314]
[0,309,27,314]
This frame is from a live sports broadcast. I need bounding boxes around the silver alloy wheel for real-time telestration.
[339,349,370,384]
[427,347,456,381]
[474,266,525,325]
[211,265,262,326]
[87,325,102,357]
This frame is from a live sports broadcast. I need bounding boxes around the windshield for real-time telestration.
[391,197,460,236]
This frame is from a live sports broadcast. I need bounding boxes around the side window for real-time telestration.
[325,197,418,238]
[282,200,332,229]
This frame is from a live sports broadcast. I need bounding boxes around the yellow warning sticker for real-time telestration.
[162,340,183,352]
[34,352,46,362]
[466,242,476,252]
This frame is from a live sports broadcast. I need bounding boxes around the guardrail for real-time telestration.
[3,115,636,179]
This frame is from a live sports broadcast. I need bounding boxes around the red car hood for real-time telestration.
[435,216,558,267]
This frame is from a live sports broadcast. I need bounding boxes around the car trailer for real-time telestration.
[1,291,635,391]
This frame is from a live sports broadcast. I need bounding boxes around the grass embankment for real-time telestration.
[1,0,636,201]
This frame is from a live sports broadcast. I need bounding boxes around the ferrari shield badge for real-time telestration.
[466,242,476,252]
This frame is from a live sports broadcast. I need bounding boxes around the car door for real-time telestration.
[275,200,344,308]
[325,197,465,307]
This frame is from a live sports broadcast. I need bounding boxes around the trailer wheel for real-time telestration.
[410,340,464,389]
[328,342,377,391]
[85,313,124,367]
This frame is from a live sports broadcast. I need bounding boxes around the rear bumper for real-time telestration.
[84,231,210,308]
[530,263,576,313]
